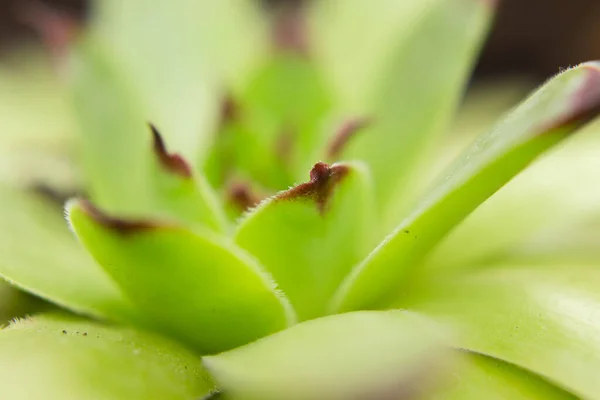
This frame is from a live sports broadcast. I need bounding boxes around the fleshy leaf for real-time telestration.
[0,185,136,320]
[91,0,267,162]
[67,199,295,354]
[205,53,332,194]
[69,40,226,232]
[0,314,214,400]
[235,162,373,321]
[203,311,449,400]
[432,352,577,400]
[311,0,495,226]
[404,267,600,399]
[427,120,600,270]
[334,62,600,312]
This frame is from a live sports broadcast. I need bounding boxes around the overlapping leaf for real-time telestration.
[311,0,495,228]
[69,40,226,232]
[235,162,373,320]
[404,267,600,399]
[0,185,136,320]
[0,314,214,400]
[334,62,600,312]
[67,199,295,353]
[204,311,449,400]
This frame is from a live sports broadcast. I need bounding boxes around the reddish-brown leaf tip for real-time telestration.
[542,62,600,132]
[326,117,372,160]
[76,198,160,235]
[275,162,350,214]
[149,123,192,178]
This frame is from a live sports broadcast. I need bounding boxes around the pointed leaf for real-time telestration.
[334,62,600,312]
[0,185,136,320]
[235,162,373,320]
[69,40,226,231]
[405,267,600,399]
[204,311,449,400]
[432,352,577,400]
[0,314,214,400]
[67,199,295,354]
[311,0,495,224]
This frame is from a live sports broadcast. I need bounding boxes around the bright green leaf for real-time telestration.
[235,162,374,321]
[312,0,495,226]
[430,352,577,400]
[334,62,600,312]
[0,314,214,400]
[404,267,600,399]
[67,199,295,354]
[204,311,449,400]
[0,185,136,320]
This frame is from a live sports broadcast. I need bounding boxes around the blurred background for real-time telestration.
[1,0,600,80]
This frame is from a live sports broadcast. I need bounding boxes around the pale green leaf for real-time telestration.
[0,185,136,320]
[0,314,214,400]
[405,268,600,399]
[427,120,600,270]
[67,199,295,354]
[429,352,577,400]
[311,0,495,225]
[204,311,449,400]
[235,162,374,321]
[69,40,226,231]
[334,62,600,312]
[91,0,267,162]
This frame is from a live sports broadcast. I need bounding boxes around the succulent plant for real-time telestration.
[3,0,600,399]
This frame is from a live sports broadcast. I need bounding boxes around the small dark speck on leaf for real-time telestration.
[83,332,87,336]
[62,330,67,334]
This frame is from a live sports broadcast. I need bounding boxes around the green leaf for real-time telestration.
[235,162,373,321]
[203,311,449,400]
[0,314,214,400]
[404,268,600,399]
[311,0,495,225]
[431,352,577,400]
[334,62,600,312]
[91,0,267,162]
[0,47,80,191]
[0,185,136,320]
[69,40,226,232]
[67,199,295,354]
[427,121,600,270]
[205,54,332,193]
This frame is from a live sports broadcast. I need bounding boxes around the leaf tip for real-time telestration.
[275,162,350,214]
[552,61,600,131]
[149,123,192,178]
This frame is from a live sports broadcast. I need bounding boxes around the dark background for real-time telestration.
[0,0,598,81]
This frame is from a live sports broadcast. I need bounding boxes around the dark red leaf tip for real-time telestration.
[77,199,159,235]
[541,63,600,132]
[326,117,372,159]
[275,162,350,214]
[149,123,192,178]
